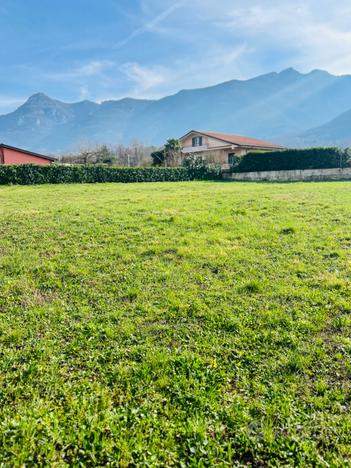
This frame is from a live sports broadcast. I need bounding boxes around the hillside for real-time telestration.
[1,68,351,152]
[297,108,351,147]
[0,93,151,153]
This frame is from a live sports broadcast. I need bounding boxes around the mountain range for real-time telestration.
[1,68,351,153]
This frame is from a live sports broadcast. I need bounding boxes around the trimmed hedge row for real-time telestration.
[231,148,350,173]
[0,165,191,185]
[1,148,350,184]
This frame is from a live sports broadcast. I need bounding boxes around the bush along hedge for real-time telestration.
[0,165,193,185]
[231,148,351,173]
[182,154,222,180]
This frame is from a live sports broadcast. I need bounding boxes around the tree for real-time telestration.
[95,145,115,165]
[164,138,182,167]
[150,150,165,166]
[62,143,157,166]
[79,148,95,165]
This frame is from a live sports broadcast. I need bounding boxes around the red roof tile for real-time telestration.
[182,130,284,149]
[201,131,283,149]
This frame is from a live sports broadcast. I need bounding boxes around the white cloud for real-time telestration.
[295,24,351,74]
[76,61,114,76]
[113,0,351,99]
[120,63,168,93]
[79,86,90,100]
[138,0,351,78]
[0,95,27,114]
[46,60,115,81]
[203,0,351,75]
[118,42,250,100]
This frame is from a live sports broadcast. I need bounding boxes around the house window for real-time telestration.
[192,136,203,147]
[228,153,237,165]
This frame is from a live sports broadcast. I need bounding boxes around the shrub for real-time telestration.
[0,165,192,185]
[231,148,351,173]
[182,155,222,180]
[150,150,165,166]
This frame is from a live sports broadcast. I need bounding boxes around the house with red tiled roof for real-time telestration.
[179,130,284,168]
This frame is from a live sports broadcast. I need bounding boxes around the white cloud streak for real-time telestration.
[45,60,115,81]
[113,0,186,49]
[120,63,167,92]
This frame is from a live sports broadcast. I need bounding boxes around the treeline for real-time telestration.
[61,139,185,168]
[61,142,157,166]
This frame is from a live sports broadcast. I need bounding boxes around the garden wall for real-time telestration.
[223,167,351,182]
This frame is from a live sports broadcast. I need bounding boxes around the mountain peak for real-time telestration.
[278,68,332,79]
[308,69,332,77]
[25,92,54,105]
[279,67,301,77]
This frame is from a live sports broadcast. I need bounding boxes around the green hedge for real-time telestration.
[231,148,350,173]
[3,148,349,184]
[0,165,192,185]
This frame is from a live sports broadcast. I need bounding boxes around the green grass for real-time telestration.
[0,181,350,466]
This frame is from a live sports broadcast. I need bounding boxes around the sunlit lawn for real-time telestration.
[0,181,350,466]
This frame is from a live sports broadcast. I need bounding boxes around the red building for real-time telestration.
[0,144,56,165]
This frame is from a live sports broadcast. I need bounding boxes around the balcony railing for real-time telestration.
[182,145,208,153]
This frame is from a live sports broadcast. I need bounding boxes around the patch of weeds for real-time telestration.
[141,248,157,257]
[333,315,350,330]
[162,248,178,256]
[126,288,138,301]
[285,351,308,374]
[239,281,261,294]
[321,274,345,291]
[280,227,296,235]
[323,251,340,259]
[232,208,247,216]
[314,379,329,396]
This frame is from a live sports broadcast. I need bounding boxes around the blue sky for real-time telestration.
[0,0,350,113]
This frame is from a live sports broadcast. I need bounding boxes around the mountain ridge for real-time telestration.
[296,108,351,147]
[1,68,351,153]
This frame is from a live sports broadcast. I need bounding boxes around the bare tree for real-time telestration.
[61,142,157,166]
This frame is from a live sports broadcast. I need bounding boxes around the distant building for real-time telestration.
[0,144,56,165]
[179,130,284,169]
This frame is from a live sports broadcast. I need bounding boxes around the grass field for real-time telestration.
[0,181,350,466]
